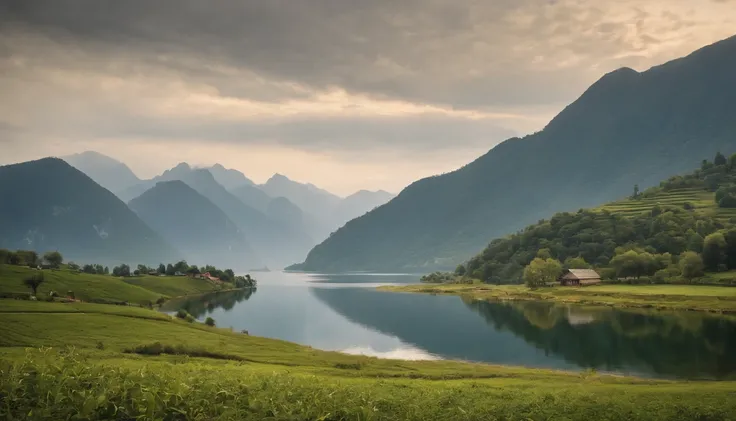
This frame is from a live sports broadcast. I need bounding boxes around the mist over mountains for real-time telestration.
[52,153,394,269]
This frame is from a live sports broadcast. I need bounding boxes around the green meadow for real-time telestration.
[381,283,736,313]
[2,300,736,420]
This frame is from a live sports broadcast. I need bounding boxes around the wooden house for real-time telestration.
[558,269,601,286]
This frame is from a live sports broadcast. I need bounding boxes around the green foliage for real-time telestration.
[564,256,590,269]
[176,309,190,320]
[112,264,131,277]
[43,251,63,268]
[420,272,455,283]
[205,317,216,327]
[454,264,467,276]
[702,232,728,272]
[679,251,705,280]
[523,258,562,288]
[233,274,257,289]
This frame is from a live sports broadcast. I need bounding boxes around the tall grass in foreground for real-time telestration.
[2,348,735,421]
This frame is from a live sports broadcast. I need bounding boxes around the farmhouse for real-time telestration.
[558,269,601,286]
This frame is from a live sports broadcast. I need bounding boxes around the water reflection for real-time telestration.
[161,288,256,319]
[161,272,736,379]
[464,299,736,379]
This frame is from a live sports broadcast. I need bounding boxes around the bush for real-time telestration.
[185,315,195,323]
[204,317,216,327]
[123,342,242,361]
[176,309,190,320]
[96,341,105,350]
[156,297,166,305]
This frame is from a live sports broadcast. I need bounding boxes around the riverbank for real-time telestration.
[378,283,736,313]
[2,299,736,420]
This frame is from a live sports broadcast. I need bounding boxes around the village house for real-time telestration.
[558,269,601,286]
[202,272,220,282]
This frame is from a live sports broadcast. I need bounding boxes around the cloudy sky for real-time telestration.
[1,0,734,195]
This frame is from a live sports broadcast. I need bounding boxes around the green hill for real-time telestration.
[0,158,180,266]
[462,154,736,284]
[291,34,736,273]
[0,265,222,304]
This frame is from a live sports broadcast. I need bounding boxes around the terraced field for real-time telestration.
[596,188,736,222]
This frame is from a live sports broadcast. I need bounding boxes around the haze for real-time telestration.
[1,0,734,195]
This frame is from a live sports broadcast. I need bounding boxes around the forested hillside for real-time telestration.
[0,158,179,265]
[292,35,736,273]
[463,153,736,284]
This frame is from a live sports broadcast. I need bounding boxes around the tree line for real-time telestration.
[456,152,736,286]
[1,249,257,295]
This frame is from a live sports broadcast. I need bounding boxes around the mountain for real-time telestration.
[128,180,259,270]
[206,164,255,190]
[291,35,736,273]
[0,158,179,265]
[63,151,141,195]
[125,164,313,268]
[332,190,395,228]
[230,184,273,213]
[259,174,342,217]
[462,154,736,283]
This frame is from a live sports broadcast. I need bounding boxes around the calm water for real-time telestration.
[163,272,736,379]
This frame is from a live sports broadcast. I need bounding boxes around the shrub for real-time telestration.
[96,341,105,350]
[156,297,166,305]
[335,362,363,370]
[185,315,195,323]
[176,309,190,320]
[205,317,216,327]
[123,342,243,361]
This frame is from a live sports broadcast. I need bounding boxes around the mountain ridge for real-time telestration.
[290,34,736,273]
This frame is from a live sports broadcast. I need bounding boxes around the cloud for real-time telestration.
[0,0,734,193]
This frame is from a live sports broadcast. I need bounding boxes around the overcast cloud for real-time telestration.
[1,0,734,194]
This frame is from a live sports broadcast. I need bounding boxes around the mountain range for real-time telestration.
[0,158,179,265]
[128,180,257,270]
[58,154,394,268]
[290,34,736,272]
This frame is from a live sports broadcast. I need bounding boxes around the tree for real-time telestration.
[43,251,63,268]
[454,264,467,276]
[158,264,166,274]
[204,317,216,327]
[166,264,175,276]
[104,266,110,275]
[23,272,45,296]
[686,231,704,253]
[67,262,80,271]
[112,264,131,277]
[82,264,96,274]
[679,251,704,280]
[702,232,728,272]
[631,184,640,199]
[173,260,189,274]
[715,151,727,166]
[563,256,590,269]
[729,153,736,170]
[536,248,552,259]
[718,194,736,208]
[17,250,39,267]
[523,258,562,288]
[137,264,150,274]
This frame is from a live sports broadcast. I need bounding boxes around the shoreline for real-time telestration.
[377,283,736,314]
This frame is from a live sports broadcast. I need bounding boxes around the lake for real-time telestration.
[164,271,736,380]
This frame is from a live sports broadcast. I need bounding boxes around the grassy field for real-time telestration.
[595,187,736,223]
[380,283,736,313]
[0,264,222,304]
[2,299,736,420]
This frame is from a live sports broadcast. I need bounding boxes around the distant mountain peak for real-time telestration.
[173,162,192,171]
[62,151,141,195]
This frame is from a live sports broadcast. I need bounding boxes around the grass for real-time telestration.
[594,187,736,223]
[0,264,222,304]
[380,283,736,313]
[2,299,736,420]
